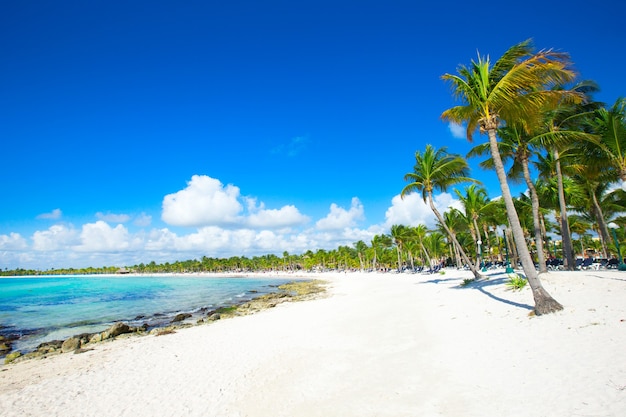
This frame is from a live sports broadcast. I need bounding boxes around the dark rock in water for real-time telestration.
[0,342,12,354]
[134,315,146,320]
[0,335,12,353]
[171,313,192,323]
[90,322,132,343]
[37,340,63,350]
[61,337,82,353]
[36,340,63,354]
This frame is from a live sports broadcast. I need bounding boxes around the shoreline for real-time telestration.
[1,274,325,363]
[2,268,625,416]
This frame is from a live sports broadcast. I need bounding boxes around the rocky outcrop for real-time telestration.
[106,322,131,337]
[61,337,82,353]
[170,313,192,323]
[0,336,12,355]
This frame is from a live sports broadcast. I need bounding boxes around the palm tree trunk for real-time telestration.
[428,192,481,279]
[487,127,562,314]
[420,242,433,270]
[554,150,576,271]
[483,224,492,263]
[395,245,402,272]
[521,158,548,273]
[590,191,611,257]
[507,228,519,267]
[472,218,482,269]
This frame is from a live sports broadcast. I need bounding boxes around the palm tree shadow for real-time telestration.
[417,270,534,311]
[420,276,462,284]
[457,276,534,311]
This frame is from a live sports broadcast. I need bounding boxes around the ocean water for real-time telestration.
[0,275,292,354]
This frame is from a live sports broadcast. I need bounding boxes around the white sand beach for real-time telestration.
[1,269,625,416]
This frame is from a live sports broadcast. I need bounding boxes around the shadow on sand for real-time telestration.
[420,270,534,311]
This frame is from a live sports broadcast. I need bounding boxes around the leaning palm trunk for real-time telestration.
[507,228,519,267]
[483,224,492,263]
[472,218,482,269]
[395,245,403,272]
[554,150,576,271]
[590,191,611,257]
[420,242,433,270]
[486,124,562,314]
[521,158,548,273]
[428,192,481,279]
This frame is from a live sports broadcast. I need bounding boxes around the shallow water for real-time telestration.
[0,275,292,354]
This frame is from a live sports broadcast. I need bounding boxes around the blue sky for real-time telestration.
[1,0,624,269]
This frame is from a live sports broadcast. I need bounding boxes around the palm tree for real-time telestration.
[468,125,550,272]
[455,184,489,269]
[537,83,600,270]
[424,232,447,267]
[440,209,467,268]
[440,39,577,314]
[371,234,392,271]
[412,224,433,269]
[401,144,482,279]
[568,214,592,258]
[589,98,626,181]
[354,240,368,271]
[391,224,410,272]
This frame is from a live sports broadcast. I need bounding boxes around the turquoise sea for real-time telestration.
[0,275,293,355]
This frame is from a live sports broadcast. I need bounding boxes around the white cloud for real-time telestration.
[96,212,131,223]
[37,208,62,220]
[0,232,28,250]
[134,213,152,227]
[143,228,177,251]
[162,175,243,227]
[1,176,470,270]
[448,122,466,139]
[247,205,309,228]
[74,221,134,252]
[32,225,80,251]
[384,192,461,229]
[316,198,365,230]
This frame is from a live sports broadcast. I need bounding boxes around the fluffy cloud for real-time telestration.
[134,213,152,228]
[32,225,80,251]
[74,221,134,252]
[384,192,461,229]
[0,232,28,250]
[162,176,309,229]
[161,175,243,227]
[316,198,365,230]
[247,204,309,228]
[36,208,62,220]
[0,175,468,270]
[448,122,466,139]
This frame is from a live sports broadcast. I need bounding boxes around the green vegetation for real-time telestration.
[506,275,528,291]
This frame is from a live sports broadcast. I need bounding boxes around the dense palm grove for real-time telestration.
[3,39,625,313]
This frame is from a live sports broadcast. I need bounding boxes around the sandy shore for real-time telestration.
[1,268,625,416]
